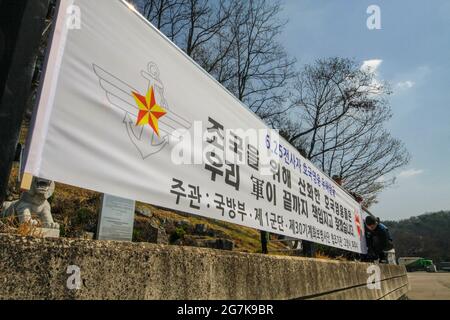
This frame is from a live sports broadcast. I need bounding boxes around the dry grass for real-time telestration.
[0,216,44,238]
[314,251,349,261]
[139,203,288,253]
[314,251,333,260]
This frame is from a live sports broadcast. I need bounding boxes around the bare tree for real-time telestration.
[133,0,186,41]
[132,0,234,67]
[219,0,297,119]
[276,58,410,206]
[133,0,296,120]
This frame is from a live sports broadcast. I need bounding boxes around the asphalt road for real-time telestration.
[407,272,450,300]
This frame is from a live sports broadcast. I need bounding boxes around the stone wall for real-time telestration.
[0,234,409,300]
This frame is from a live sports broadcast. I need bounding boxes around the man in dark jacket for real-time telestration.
[364,216,395,263]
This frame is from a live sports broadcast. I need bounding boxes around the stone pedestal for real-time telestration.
[37,228,60,238]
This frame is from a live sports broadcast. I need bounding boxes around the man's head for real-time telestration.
[365,215,378,231]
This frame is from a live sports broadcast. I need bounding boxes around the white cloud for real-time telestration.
[361,59,383,74]
[392,66,431,96]
[360,59,384,95]
[398,169,424,178]
[397,81,415,89]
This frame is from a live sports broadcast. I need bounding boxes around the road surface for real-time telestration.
[407,272,450,300]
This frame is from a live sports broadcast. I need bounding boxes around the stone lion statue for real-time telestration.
[1,178,59,230]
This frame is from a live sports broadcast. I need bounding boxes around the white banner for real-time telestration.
[24,0,367,253]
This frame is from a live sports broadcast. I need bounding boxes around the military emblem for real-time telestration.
[93,62,191,159]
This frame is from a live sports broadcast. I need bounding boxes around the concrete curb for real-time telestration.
[0,234,409,300]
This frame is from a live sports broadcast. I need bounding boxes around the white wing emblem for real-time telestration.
[93,62,192,159]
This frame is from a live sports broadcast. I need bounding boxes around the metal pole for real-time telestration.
[260,231,269,254]
[0,0,50,204]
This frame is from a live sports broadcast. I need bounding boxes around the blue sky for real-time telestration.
[281,0,450,221]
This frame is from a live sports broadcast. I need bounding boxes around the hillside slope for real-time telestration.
[384,211,450,263]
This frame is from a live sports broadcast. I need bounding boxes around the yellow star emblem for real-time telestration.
[132,86,167,137]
